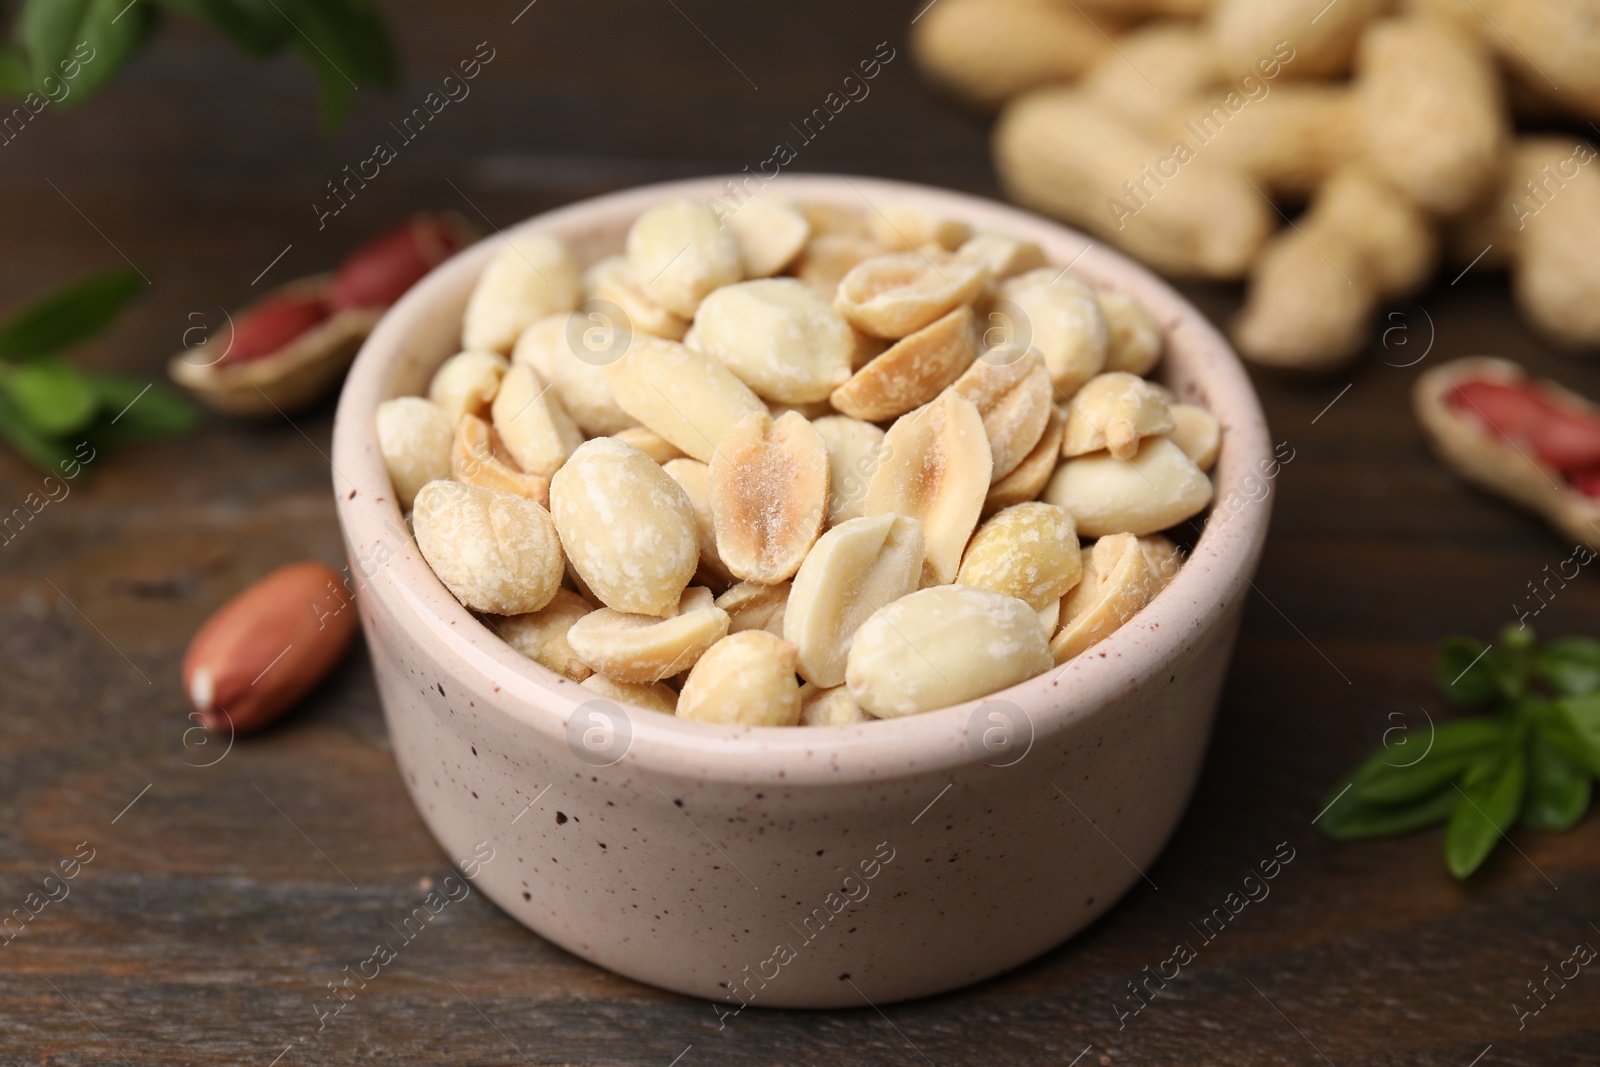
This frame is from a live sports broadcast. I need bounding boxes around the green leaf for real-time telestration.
[1553,693,1600,773]
[0,43,33,96]
[1349,718,1508,804]
[1318,786,1460,840]
[1436,637,1500,708]
[0,389,76,472]
[1523,730,1591,832]
[3,361,99,436]
[0,268,144,359]
[84,373,199,440]
[1536,637,1600,697]
[275,0,398,130]
[153,0,290,57]
[19,0,156,108]
[1444,745,1527,878]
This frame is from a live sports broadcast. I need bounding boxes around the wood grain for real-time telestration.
[1,1,1597,1063]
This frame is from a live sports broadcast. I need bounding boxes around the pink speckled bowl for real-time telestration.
[331,175,1272,1009]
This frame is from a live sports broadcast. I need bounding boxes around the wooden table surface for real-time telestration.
[2,2,1597,1064]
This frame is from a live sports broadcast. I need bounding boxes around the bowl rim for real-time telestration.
[331,174,1273,786]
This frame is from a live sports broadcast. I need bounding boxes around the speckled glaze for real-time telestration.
[330,176,1273,1009]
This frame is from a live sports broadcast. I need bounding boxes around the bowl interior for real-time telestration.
[331,174,1273,783]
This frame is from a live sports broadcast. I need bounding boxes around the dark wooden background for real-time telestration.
[2,1,1597,1064]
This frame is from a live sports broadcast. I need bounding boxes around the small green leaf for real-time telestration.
[0,43,33,96]
[0,390,76,472]
[84,373,199,440]
[3,361,99,436]
[1349,718,1507,804]
[20,0,156,108]
[1553,694,1600,772]
[1318,786,1460,840]
[274,0,398,130]
[1536,637,1600,696]
[1436,637,1500,708]
[0,268,144,359]
[1444,745,1527,878]
[154,0,290,57]
[1523,731,1591,832]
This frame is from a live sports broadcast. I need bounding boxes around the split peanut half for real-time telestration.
[566,586,731,683]
[709,411,830,583]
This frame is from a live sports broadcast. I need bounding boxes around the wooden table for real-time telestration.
[2,2,1596,1063]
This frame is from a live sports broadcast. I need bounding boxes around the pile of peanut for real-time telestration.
[377,197,1218,726]
[912,0,1600,369]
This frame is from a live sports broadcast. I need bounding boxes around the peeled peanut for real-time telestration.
[958,233,1048,282]
[1139,534,1186,588]
[845,585,1052,718]
[567,586,730,683]
[413,480,564,615]
[794,234,886,299]
[1097,290,1163,376]
[491,363,583,478]
[949,349,1053,479]
[182,561,358,734]
[661,457,733,588]
[865,391,992,586]
[603,337,766,463]
[1045,436,1213,537]
[994,89,1273,279]
[831,305,979,421]
[376,397,453,510]
[802,203,872,238]
[1061,372,1176,460]
[1052,533,1159,662]
[626,199,743,318]
[692,278,854,403]
[1037,597,1061,637]
[581,256,690,341]
[799,684,872,726]
[986,404,1066,515]
[785,515,926,687]
[581,673,678,714]
[512,313,637,436]
[494,588,593,681]
[1168,404,1220,471]
[709,411,829,583]
[428,350,507,426]
[1358,15,1508,216]
[867,204,973,252]
[677,631,802,726]
[549,438,699,616]
[999,270,1109,394]
[451,414,550,504]
[910,0,1122,108]
[812,415,886,525]
[957,503,1081,610]
[463,231,580,353]
[1210,0,1385,79]
[715,580,790,635]
[613,426,686,465]
[720,197,810,278]
[833,251,988,339]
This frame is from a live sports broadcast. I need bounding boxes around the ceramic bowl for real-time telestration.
[330,175,1273,1009]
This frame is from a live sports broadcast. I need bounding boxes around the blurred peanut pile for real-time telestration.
[911,0,1600,370]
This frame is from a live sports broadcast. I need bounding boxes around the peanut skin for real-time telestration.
[182,562,358,734]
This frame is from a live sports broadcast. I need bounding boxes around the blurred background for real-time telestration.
[1,1,1598,1064]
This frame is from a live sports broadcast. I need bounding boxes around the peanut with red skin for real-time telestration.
[217,293,330,367]
[182,562,358,734]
